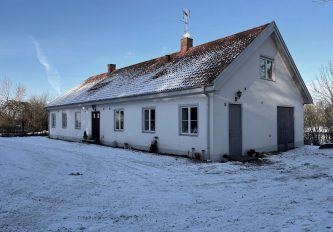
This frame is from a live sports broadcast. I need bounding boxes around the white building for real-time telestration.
[46,22,312,161]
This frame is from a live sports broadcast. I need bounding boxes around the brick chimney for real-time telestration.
[180,37,193,52]
[107,64,116,74]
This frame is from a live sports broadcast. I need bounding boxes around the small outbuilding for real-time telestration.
[46,22,312,161]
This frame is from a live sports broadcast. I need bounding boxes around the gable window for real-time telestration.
[143,108,155,132]
[180,106,198,135]
[75,112,81,129]
[114,109,124,131]
[62,112,67,129]
[260,56,274,80]
[51,113,56,128]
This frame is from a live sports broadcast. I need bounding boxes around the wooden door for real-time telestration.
[91,111,100,143]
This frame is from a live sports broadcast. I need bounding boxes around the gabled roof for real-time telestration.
[213,21,312,104]
[47,23,269,108]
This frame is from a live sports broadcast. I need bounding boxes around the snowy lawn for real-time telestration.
[0,137,333,232]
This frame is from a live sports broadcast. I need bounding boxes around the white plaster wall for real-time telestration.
[48,36,306,162]
[211,36,305,161]
[49,107,92,141]
[49,95,208,157]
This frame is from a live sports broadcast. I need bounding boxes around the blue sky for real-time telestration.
[0,0,332,98]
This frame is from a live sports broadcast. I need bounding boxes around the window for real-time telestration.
[62,112,67,129]
[180,106,198,135]
[143,108,155,132]
[75,112,81,129]
[51,113,56,128]
[260,56,273,80]
[114,109,124,131]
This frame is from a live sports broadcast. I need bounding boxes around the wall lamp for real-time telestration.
[235,90,242,102]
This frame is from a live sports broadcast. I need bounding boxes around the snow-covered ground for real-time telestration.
[0,137,332,232]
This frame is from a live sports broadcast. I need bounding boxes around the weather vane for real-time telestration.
[182,9,190,38]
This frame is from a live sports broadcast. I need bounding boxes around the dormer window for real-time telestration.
[260,56,273,80]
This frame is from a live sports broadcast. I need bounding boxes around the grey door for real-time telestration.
[277,107,294,151]
[229,104,242,156]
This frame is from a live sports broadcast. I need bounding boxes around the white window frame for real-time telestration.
[179,105,198,136]
[62,112,67,129]
[142,107,156,133]
[260,56,274,81]
[75,112,81,129]
[51,113,56,128]
[114,109,124,131]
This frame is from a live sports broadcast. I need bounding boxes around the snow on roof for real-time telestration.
[47,23,269,108]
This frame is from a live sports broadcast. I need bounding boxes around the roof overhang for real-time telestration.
[45,86,215,111]
[271,22,313,104]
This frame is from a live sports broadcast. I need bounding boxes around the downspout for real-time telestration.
[203,86,211,161]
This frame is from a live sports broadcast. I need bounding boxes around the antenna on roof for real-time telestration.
[182,9,190,38]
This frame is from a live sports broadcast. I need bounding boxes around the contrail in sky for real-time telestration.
[30,36,61,95]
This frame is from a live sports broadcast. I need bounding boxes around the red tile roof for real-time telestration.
[48,23,269,107]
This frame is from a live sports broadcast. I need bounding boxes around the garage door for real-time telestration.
[277,107,294,152]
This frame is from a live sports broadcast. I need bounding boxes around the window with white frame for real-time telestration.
[260,56,273,80]
[75,112,81,129]
[143,108,155,132]
[51,113,56,128]
[62,112,67,129]
[114,109,124,131]
[180,106,198,135]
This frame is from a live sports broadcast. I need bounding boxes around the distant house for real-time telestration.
[46,22,312,161]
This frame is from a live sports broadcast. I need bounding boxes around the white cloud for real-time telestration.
[30,37,61,95]
[126,51,134,56]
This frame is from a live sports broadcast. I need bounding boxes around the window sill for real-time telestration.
[114,129,124,132]
[260,77,275,82]
[179,133,198,137]
[142,130,156,134]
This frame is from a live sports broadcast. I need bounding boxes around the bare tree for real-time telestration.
[15,83,26,102]
[0,78,12,103]
[310,61,333,105]
[304,103,325,145]
[306,61,333,144]
[0,79,29,133]
[27,93,49,132]
[0,77,52,134]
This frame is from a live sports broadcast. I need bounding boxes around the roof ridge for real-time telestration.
[188,22,270,51]
[101,22,270,75]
